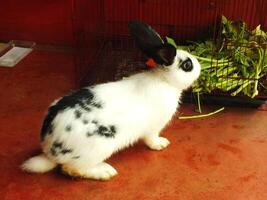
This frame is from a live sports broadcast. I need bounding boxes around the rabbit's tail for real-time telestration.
[21,153,57,173]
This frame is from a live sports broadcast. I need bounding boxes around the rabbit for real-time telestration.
[21,21,201,181]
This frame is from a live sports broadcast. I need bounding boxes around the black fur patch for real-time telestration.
[79,102,92,112]
[61,149,73,154]
[53,141,63,148]
[41,88,94,141]
[50,147,57,156]
[65,125,72,132]
[84,122,117,138]
[96,125,117,138]
[91,102,102,108]
[50,140,73,156]
[110,125,117,134]
[47,124,54,135]
[50,141,63,156]
[92,120,98,125]
[86,131,94,137]
[72,156,80,159]
[83,119,89,124]
[74,110,82,119]
[98,126,108,134]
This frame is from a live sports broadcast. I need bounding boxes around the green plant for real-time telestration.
[167,16,267,98]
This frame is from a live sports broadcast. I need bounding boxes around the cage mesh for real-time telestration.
[72,0,267,99]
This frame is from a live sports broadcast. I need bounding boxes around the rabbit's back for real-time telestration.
[41,74,180,165]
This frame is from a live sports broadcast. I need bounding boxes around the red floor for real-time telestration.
[0,50,267,200]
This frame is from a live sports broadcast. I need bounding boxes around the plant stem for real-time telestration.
[196,92,202,113]
[231,80,254,96]
[251,48,263,98]
[178,107,225,120]
[195,55,231,64]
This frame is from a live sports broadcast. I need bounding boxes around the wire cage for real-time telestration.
[72,0,267,107]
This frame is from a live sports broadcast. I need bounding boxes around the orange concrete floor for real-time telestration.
[0,50,267,200]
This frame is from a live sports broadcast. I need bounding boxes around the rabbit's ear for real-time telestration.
[154,44,177,66]
[128,21,164,56]
[129,21,176,66]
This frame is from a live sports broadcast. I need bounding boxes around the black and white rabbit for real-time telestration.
[22,21,201,180]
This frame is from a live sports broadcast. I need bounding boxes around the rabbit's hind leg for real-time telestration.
[62,162,118,181]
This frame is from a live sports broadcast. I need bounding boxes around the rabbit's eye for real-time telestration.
[180,59,193,72]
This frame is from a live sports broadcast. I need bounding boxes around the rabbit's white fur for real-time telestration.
[22,50,200,180]
[21,154,56,173]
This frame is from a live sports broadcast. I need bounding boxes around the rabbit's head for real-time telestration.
[129,21,201,90]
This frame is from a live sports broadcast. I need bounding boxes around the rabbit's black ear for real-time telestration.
[129,21,176,66]
[128,21,164,57]
[153,44,177,66]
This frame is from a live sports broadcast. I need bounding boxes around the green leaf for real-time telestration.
[221,15,228,25]
[166,36,178,48]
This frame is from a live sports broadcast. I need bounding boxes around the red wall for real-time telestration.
[0,0,266,46]
[0,0,74,45]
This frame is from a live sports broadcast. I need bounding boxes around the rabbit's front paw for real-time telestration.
[85,162,118,181]
[144,136,170,151]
